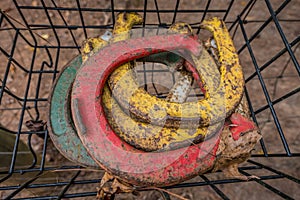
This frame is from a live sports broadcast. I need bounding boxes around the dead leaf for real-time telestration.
[25,120,46,132]
[41,33,49,40]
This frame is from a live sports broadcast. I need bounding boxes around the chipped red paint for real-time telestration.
[229,113,257,141]
[184,61,207,94]
[71,34,220,186]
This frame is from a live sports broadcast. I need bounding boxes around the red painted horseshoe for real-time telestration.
[71,34,221,186]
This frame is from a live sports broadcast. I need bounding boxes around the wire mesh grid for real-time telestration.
[0,0,299,199]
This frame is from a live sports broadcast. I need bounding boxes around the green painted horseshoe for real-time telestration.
[48,55,98,167]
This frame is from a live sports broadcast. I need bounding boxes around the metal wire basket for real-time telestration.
[0,0,299,199]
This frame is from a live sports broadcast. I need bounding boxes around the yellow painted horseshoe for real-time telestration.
[108,17,244,128]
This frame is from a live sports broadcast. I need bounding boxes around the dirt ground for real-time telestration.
[0,0,299,199]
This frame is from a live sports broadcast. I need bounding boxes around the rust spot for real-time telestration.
[193,134,204,144]
[123,12,128,21]
[153,104,160,111]
[88,41,94,51]
[232,85,238,90]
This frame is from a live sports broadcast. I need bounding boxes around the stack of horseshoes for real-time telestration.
[48,12,261,194]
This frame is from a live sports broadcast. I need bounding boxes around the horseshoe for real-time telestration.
[71,34,221,186]
[48,55,98,167]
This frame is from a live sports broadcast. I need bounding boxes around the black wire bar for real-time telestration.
[0,158,299,199]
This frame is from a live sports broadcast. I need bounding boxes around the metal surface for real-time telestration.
[107,18,246,129]
[48,55,98,167]
[0,0,299,199]
[165,70,193,103]
[81,17,213,152]
[107,37,223,129]
[71,34,221,186]
[101,22,222,152]
[102,85,222,152]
